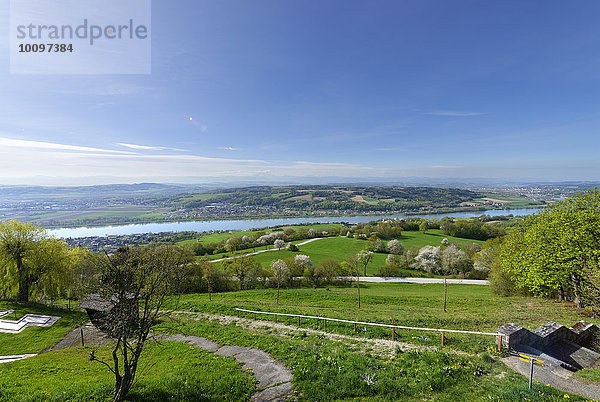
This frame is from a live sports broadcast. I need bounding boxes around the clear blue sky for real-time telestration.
[1,0,600,185]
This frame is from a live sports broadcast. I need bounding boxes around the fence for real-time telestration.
[235,308,503,351]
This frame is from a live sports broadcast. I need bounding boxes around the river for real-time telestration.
[48,208,541,238]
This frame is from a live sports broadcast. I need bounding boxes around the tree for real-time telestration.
[202,260,221,301]
[274,239,285,251]
[347,254,362,308]
[224,256,261,290]
[497,189,600,309]
[0,220,72,302]
[270,259,289,304]
[387,239,404,255]
[419,220,428,233]
[365,236,385,253]
[357,250,373,277]
[413,245,441,274]
[90,245,193,402]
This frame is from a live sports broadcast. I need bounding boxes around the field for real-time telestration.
[176,283,588,353]
[0,302,87,355]
[201,229,483,276]
[0,282,593,401]
[0,342,256,401]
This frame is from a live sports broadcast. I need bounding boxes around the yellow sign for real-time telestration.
[518,354,545,366]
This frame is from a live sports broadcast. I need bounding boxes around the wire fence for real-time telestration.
[235,307,503,350]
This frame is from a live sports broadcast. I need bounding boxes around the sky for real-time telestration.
[1,0,600,185]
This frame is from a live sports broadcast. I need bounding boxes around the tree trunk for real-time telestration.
[16,274,30,303]
[277,282,280,305]
[443,273,447,312]
[112,374,134,402]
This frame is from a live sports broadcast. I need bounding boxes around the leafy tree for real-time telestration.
[223,256,261,290]
[0,220,72,302]
[387,239,404,255]
[365,236,385,253]
[274,239,285,250]
[202,260,222,301]
[497,189,600,310]
[90,245,193,402]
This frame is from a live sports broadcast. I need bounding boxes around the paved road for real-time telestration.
[355,277,489,285]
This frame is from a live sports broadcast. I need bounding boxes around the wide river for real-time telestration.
[48,208,541,238]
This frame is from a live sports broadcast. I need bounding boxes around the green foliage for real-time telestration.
[497,189,600,308]
[0,221,73,302]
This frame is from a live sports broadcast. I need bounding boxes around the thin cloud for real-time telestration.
[430,165,461,169]
[0,137,134,154]
[218,146,240,151]
[423,111,488,117]
[117,142,187,152]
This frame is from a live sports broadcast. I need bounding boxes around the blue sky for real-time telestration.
[1,0,600,185]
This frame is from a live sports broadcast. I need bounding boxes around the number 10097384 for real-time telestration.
[19,44,73,53]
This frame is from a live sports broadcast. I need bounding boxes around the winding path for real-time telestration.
[211,237,325,263]
[160,333,294,402]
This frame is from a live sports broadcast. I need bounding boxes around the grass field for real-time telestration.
[0,342,256,401]
[0,302,87,355]
[177,224,345,245]
[0,287,590,401]
[175,283,590,353]
[202,230,482,276]
[154,316,583,401]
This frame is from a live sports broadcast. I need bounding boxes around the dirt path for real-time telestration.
[170,310,440,358]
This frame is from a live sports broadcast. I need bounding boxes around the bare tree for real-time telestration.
[89,245,192,402]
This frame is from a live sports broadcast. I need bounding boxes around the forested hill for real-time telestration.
[175,185,482,213]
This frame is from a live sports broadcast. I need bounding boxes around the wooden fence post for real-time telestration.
[297,316,300,327]
[354,323,357,332]
[324,319,326,330]
[441,332,445,347]
[497,335,502,352]
[392,327,395,341]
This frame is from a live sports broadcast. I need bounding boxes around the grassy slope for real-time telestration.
[177,283,590,352]
[209,230,482,276]
[0,303,87,355]
[154,317,583,401]
[0,342,256,401]
[178,224,344,245]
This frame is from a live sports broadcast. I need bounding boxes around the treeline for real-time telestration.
[481,189,600,313]
[177,185,481,212]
